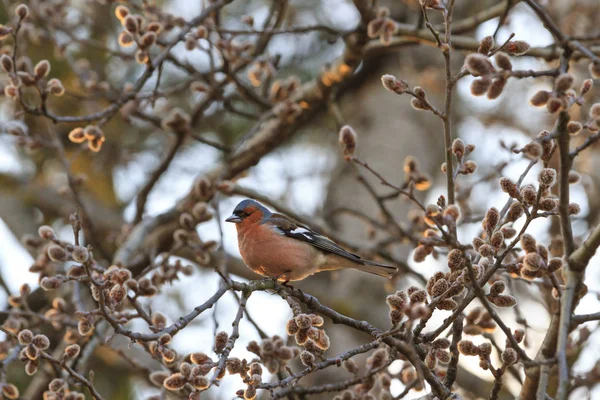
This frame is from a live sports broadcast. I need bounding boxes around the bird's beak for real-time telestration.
[225,214,242,223]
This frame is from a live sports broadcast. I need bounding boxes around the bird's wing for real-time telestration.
[265,214,364,262]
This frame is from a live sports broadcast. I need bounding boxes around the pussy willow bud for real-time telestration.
[33,60,50,79]
[47,78,65,96]
[530,90,550,107]
[32,334,50,350]
[124,16,138,34]
[214,331,228,353]
[501,347,518,365]
[504,40,530,55]
[490,294,517,307]
[457,340,479,356]
[538,168,557,188]
[38,225,56,240]
[470,77,492,96]
[547,97,565,113]
[17,329,33,345]
[1,54,13,73]
[487,78,507,100]
[339,125,357,159]
[568,203,581,215]
[495,52,512,71]
[555,73,574,92]
[523,252,543,271]
[581,78,593,95]
[163,373,186,391]
[115,5,129,22]
[452,138,465,159]
[118,31,134,47]
[64,344,81,359]
[381,74,408,94]
[567,121,582,135]
[478,35,494,54]
[15,4,30,20]
[464,54,494,76]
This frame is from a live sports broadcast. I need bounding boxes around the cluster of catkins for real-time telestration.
[174,199,218,266]
[424,338,452,371]
[67,125,106,152]
[413,203,462,263]
[232,362,264,400]
[366,7,396,46]
[386,287,431,325]
[286,313,330,367]
[42,378,85,400]
[246,336,300,375]
[16,328,49,376]
[465,35,530,99]
[529,71,594,115]
[333,348,392,400]
[426,271,466,310]
[160,351,215,393]
[459,328,524,370]
[115,5,162,64]
[447,138,478,176]
[485,280,517,308]
[148,332,178,365]
[0,5,65,100]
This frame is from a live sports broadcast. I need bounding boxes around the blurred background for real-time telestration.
[0,0,599,399]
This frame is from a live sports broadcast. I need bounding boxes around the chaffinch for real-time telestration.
[225,199,398,281]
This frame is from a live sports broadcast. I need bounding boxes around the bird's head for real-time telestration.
[225,199,270,225]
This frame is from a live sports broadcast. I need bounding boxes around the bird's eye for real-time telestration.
[235,210,249,218]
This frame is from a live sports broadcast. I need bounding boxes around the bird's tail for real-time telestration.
[354,260,398,278]
[320,255,398,278]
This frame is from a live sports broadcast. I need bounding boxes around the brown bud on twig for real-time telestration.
[530,90,550,107]
[2,384,19,399]
[478,36,494,54]
[487,78,507,100]
[452,138,465,159]
[64,344,81,359]
[381,74,408,94]
[457,340,479,356]
[40,277,62,291]
[33,60,50,79]
[538,168,557,188]
[338,125,357,160]
[15,4,29,20]
[568,203,581,215]
[17,329,33,345]
[464,54,495,76]
[567,121,582,135]
[1,54,13,73]
[501,348,518,365]
[470,77,492,96]
[495,53,512,71]
[32,334,50,350]
[38,225,56,240]
[47,78,65,96]
[214,331,228,353]
[118,31,134,47]
[124,15,139,34]
[163,373,186,391]
[115,5,130,22]
[555,73,574,92]
[504,40,530,55]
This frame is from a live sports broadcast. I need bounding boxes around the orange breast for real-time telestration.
[237,224,323,281]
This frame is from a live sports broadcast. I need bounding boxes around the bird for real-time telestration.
[225,199,398,281]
